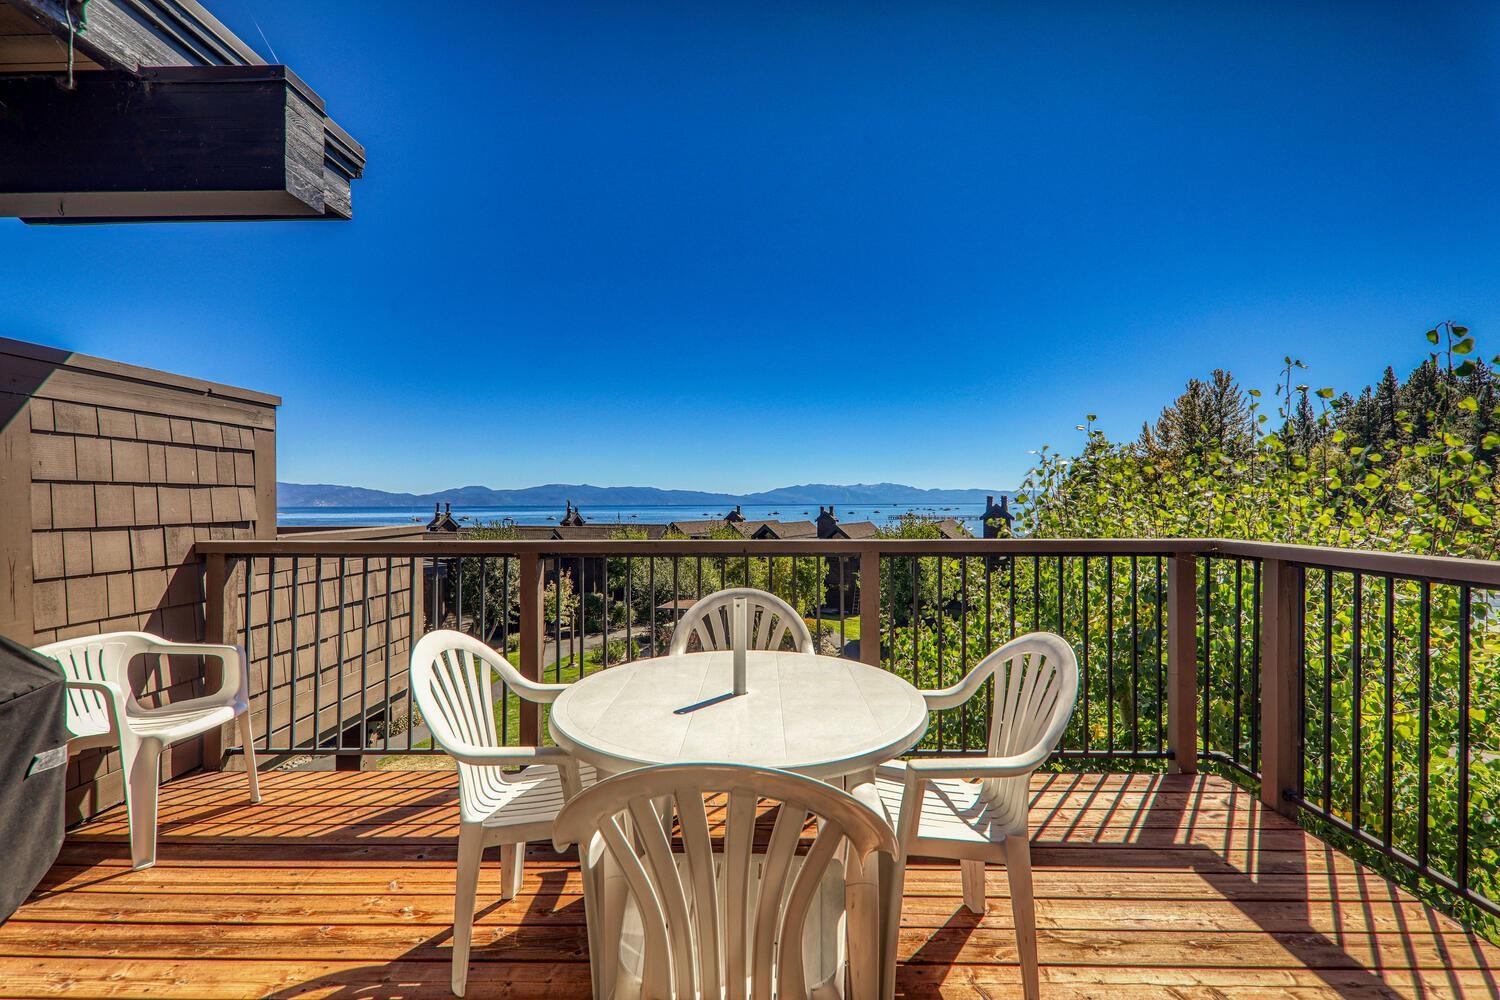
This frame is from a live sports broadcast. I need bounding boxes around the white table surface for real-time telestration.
[547,650,929,780]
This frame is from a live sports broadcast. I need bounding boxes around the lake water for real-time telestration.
[277,502,996,532]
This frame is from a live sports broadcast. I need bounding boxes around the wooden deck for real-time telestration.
[4,769,1499,998]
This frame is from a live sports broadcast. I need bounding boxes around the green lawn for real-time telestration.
[806,614,860,641]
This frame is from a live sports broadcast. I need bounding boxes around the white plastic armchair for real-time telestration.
[875,632,1078,1000]
[553,762,898,1000]
[668,587,815,656]
[408,629,594,997]
[35,631,260,871]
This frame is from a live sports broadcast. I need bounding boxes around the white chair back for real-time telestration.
[668,588,814,656]
[977,633,1079,827]
[553,762,896,1000]
[409,630,512,754]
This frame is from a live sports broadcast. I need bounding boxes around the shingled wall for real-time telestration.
[0,338,277,823]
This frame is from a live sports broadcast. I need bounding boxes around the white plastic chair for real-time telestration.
[553,761,898,1000]
[35,631,260,871]
[875,632,1079,1000]
[409,629,594,997]
[668,587,814,656]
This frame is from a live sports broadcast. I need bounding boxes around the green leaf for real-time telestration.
[1315,387,1335,399]
[1454,336,1475,355]
[1427,329,1441,344]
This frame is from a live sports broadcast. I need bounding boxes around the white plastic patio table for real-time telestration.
[547,649,928,782]
[548,650,927,999]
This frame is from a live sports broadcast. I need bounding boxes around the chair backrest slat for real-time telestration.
[674,783,722,996]
[554,763,897,1000]
[669,588,815,656]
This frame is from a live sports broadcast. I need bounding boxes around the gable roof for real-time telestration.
[755,520,816,539]
[935,518,970,539]
[834,520,879,540]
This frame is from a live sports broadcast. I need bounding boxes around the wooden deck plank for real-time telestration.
[4,769,1499,999]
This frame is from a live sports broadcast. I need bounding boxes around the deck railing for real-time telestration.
[196,536,1500,919]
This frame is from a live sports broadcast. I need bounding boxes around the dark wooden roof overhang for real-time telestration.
[0,0,365,223]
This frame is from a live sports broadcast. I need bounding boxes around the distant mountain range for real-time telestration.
[277,482,1008,509]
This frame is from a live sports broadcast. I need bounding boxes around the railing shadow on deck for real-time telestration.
[1021,770,1498,999]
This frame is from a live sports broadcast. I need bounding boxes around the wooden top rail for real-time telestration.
[194,537,1198,557]
[194,536,1500,587]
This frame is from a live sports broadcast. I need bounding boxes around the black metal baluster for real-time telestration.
[1321,570,1333,813]
[289,556,299,751]
[382,558,393,752]
[958,555,968,745]
[554,556,564,681]
[455,556,464,634]
[575,555,585,675]
[1382,574,1394,846]
[936,555,944,750]
[1250,559,1261,774]
[266,556,276,750]
[1417,580,1431,868]
[1131,554,1140,755]
[839,556,847,653]
[501,557,511,742]
[1032,555,1040,633]
[1156,555,1166,753]
[359,557,369,754]
[407,557,418,751]
[1081,556,1090,754]
[1233,559,1243,766]
[1106,555,1115,753]
[479,557,489,643]
[1458,584,1472,895]
[336,558,346,754]
[1201,555,1211,753]
[1055,555,1064,636]
[625,555,634,661]
[1351,572,1363,832]
[1008,556,1017,641]
[1297,567,1307,800]
[911,555,919,689]
[313,557,323,750]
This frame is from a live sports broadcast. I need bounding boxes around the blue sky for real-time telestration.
[4,1,1499,494]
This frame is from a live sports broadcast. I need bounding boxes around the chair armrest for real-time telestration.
[445,742,577,769]
[135,639,248,710]
[915,672,991,712]
[62,678,126,738]
[511,679,570,705]
[903,747,1052,784]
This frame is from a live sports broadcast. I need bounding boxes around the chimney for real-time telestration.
[816,504,840,539]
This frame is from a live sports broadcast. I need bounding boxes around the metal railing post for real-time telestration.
[202,552,241,770]
[1258,557,1300,817]
[859,548,881,668]
[519,552,543,746]
[1167,551,1198,774]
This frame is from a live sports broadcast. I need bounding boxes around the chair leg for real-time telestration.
[452,823,484,997]
[961,859,987,914]
[121,738,163,871]
[499,841,525,901]
[237,712,262,804]
[1004,836,1040,1000]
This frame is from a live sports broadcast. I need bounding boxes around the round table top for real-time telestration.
[547,650,929,780]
